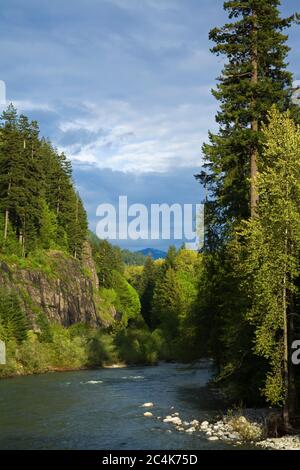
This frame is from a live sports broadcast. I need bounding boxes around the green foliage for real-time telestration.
[124,265,144,294]
[121,249,147,266]
[115,326,158,365]
[0,289,28,343]
[152,267,182,338]
[111,270,141,325]
[36,312,53,343]
[87,332,119,366]
[196,1,298,237]
[139,256,157,327]
[240,108,300,405]
[0,105,88,258]
[39,200,58,250]
[90,236,124,288]
[192,1,300,409]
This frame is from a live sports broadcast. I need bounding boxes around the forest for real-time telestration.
[1,0,300,436]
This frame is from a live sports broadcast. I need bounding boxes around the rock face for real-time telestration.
[81,241,99,290]
[0,246,115,329]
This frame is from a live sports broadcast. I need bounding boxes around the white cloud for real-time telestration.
[107,0,180,13]
[12,99,55,113]
[57,99,217,173]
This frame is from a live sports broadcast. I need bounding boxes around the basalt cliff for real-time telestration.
[0,242,116,329]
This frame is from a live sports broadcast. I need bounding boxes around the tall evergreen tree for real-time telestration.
[0,290,28,343]
[152,267,183,339]
[0,105,23,245]
[0,106,88,257]
[197,1,298,241]
[17,115,44,253]
[193,1,299,405]
[140,256,157,328]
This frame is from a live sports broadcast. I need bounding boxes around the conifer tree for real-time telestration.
[197,1,298,238]
[0,104,23,244]
[140,256,156,328]
[0,106,88,257]
[0,290,28,343]
[152,267,183,339]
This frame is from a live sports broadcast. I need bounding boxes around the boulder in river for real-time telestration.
[208,436,219,441]
[163,416,182,426]
[200,420,209,429]
[186,426,196,433]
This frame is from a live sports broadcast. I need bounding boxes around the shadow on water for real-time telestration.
[0,362,252,450]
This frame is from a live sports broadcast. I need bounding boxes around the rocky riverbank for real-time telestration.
[142,403,300,450]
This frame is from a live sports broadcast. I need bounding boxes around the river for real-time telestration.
[0,361,243,450]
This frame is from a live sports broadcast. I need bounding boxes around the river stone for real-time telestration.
[201,421,209,429]
[144,412,153,417]
[190,420,199,426]
[208,436,219,441]
[163,416,182,426]
[186,427,196,433]
[142,402,154,408]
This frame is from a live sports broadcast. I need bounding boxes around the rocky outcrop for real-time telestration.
[0,246,116,329]
[81,241,99,290]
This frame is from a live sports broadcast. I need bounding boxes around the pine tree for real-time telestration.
[0,104,23,246]
[152,267,183,339]
[0,290,28,343]
[17,115,44,253]
[0,106,88,257]
[140,256,157,328]
[92,239,124,288]
[197,1,298,238]
[193,0,300,406]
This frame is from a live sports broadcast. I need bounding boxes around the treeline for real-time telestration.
[194,0,300,427]
[125,246,202,361]
[89,235,203,363]
[0,104,87,258]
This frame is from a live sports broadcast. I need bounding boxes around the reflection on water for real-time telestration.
[0,361,242,450]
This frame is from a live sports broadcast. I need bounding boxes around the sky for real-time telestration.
[0,0,299,251]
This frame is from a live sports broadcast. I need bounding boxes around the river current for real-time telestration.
[0,361,246,450]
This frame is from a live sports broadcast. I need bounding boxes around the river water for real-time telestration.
[0,361,242,450]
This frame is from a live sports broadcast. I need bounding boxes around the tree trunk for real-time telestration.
[74,196,79,259]
[283,178,293,432]
[250,8,258,218]
[4,178,11,241]
[283,232,290,431]
[288,312,296,423]
[56,183,61,216]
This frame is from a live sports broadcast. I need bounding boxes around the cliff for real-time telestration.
[0,244,116,329]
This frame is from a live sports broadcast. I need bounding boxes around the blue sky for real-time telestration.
[0,0,299,250]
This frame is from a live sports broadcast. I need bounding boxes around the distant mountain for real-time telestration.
[121,249,148,266]
[136,248,167,260]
